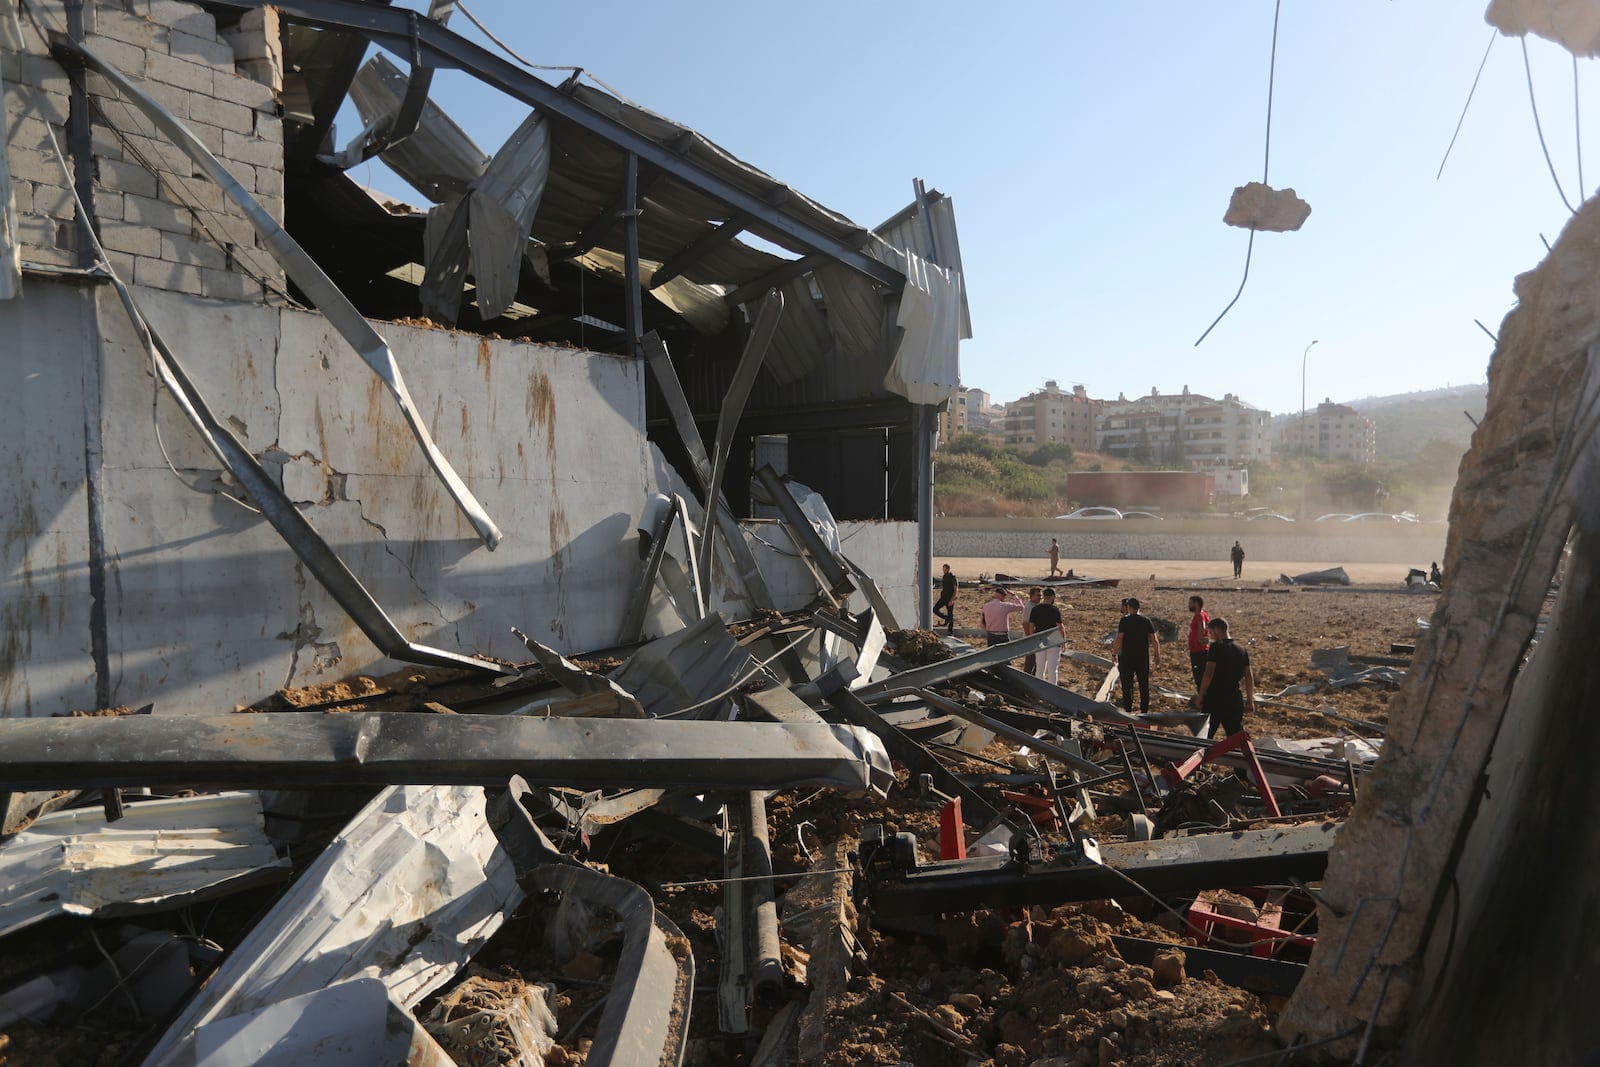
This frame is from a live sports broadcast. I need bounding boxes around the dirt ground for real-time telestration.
[937,557,1437,739]
[0,559,1429,1067]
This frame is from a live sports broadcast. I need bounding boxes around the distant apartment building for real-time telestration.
[963,388,1004,435]
[1002,381,1101,452]
[1096,386,1274,466]
[937,390,969,441]
[1280,399,1377,463]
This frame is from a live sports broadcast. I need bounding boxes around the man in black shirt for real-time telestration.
[933,564,958,633]
[1197,616,1255,738]
[1028,588,1065,684]
[1110,596,1160,712]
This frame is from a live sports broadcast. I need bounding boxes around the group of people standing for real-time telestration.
[949,576,1256,741]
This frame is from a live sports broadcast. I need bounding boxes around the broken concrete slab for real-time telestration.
[1223,181,1311,232]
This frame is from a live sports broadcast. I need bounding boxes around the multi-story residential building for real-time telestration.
[1002,381,1101,452]
[1096,386,1274,466]
[937,390,969,442]
[963,388,1005,435]
[1279,399,1377,463]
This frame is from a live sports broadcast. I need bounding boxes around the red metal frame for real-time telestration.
[1161,730,1283,818]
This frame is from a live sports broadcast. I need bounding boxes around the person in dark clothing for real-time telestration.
[1197,616,1255,738]
[933,564,957,633]
[1230,541,1246,579]
[1429,560,1443,587]
[1028,588,1066,684]
[1110,596,1160,713]
[1021,587,1043,673]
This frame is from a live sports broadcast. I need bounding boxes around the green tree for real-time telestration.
[1024,441,1076,467]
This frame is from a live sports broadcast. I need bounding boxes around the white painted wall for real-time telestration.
[1,279,921,717]
[4,280,654,715]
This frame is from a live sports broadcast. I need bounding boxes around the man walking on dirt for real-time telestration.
[933,564,958,634]
[1111,597,1160,713]
[1048,538,1062,578]
[1230,540,1245,579]
[1197,616,1255,738]
[1185,595,1211,689]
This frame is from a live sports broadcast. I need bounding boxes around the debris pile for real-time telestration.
[0,476,1369,1067]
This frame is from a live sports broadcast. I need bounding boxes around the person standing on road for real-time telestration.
[980,587,1026,648]
[1185,595,1211,689]
[1230,541,1245,579]
[933,564,958,634]
[1029,588,1066,684]
[1197,616,1255,738]
[1048,538,1062,577]
[1110,596,1160,713]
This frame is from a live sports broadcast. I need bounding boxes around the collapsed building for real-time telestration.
[1,1,1597,1065]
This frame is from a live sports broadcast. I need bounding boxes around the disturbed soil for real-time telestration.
[0,564,1430,1067]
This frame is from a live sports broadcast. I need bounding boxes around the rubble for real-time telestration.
[2,0,1559,1063]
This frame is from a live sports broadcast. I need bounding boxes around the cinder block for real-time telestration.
[161,229,226,270]
[231,58,282,96]
[94,8,168,51]
[101,247,136,278]
[94,156,159,198]
[208,212,259,247]
[252,110,282,145]
[98,219,162,256]
[253,191,282,225]
[167,29,236,69]
[81,36,148,79]
[144,1,216,42]
[157,171,224,214]
[184,116,224,154]
[122,189,190,233]
[95,190,125,221]
[29,183,77,220]
[120,132,190,174]
[96,72,188,120]
[5,144,64,183]
[133,252,202,294]
[9,179,34,214]
[6,113,64,153]
[236,6,280,38]
[189,93,251,134]
[200,264,256,302]
[220,127,280,170]
[253,162,282,197]
[6,83,71,126]
[145,51,213,95]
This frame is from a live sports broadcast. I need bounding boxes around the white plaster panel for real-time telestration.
[748,520,919,627]
[0,284,101,716]
[94,464,308,712]
[95,287,284,468]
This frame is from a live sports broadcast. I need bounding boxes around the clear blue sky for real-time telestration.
[370,1,1587,416]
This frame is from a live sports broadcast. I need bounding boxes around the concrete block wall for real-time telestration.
[2,0,284,300]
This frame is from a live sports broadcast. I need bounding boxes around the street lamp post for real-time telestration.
[1300,339,1319,519]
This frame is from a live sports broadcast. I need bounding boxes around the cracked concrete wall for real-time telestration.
[1278,194,1600,1061]
[0,277,668,716]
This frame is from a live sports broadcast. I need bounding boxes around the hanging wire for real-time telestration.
[1194,0,1282,347]
[1576,54,1586,198]
[455,0,642,106]
[1522,35,1579,213]
[1437,30,1498,180]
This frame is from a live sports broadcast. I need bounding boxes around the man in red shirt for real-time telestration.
[1186,595,1211,689]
